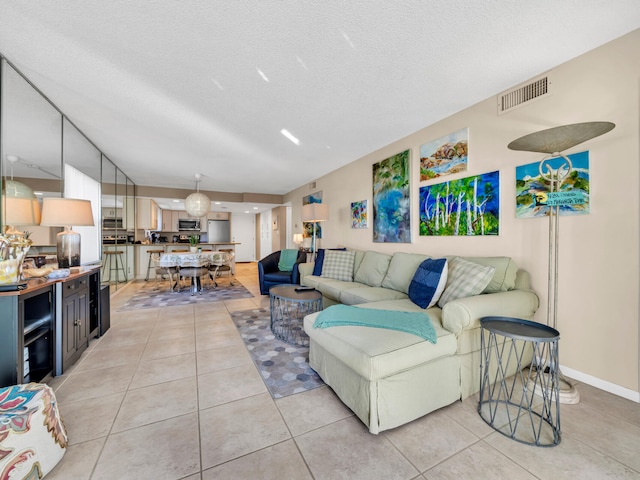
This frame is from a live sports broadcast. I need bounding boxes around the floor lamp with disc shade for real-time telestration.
[301,204,329,256]
[508,121,615,404]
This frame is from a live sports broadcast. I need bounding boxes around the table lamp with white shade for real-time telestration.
[40,198,94,268]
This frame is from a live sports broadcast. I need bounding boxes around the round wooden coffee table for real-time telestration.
[269,285,322,347]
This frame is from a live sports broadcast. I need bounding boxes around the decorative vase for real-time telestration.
[190,246,197,253]
[0,234,32,285]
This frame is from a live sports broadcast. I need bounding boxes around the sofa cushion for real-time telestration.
[354,251,392,287]
[381,252,431,294]
[305,276,365,300]
[437,257,495,307]
[340,287,408,305]
[322,250,356,281]
[312,248,347,276]
[408,258,448,309]
[303,310,457,381]
[463,256,518,292]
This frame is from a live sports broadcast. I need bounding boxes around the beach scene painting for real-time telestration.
[373,150,411,243]
[419,170,499,236]
[351,200,367,229]
[420,127,468,181]
[516,150,590,218]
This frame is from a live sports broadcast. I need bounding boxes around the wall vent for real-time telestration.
[498,73,552,114]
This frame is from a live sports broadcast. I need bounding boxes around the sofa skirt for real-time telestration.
[309,339,461,434]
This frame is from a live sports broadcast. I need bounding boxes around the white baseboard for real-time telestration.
[560,364,640,403]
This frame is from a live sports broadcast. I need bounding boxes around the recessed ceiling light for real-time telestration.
[256,68,269,82]
[253,207,259,210]
[34,192,43,196]
[214,201,221,205]
[281,129,300,145]
[172,199,180,203]
[244,210,250,214]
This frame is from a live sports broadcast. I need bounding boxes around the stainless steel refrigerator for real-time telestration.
[207,219,231,243]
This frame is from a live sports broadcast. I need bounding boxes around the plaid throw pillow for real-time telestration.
[437,257,495,307]
[321,250,356,282]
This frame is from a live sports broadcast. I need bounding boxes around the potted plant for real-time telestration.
[188,234,200,253]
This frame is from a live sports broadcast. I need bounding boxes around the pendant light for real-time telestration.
[184,173,211,217]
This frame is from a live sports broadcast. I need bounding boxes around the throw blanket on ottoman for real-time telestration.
[0,383,68,479]
[314,304,437,343]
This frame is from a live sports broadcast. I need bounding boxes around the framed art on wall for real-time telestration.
[351,200,367,229]
[420,127,469,181]
[419,170,499,236]
[515,151,590,218]
[373,149,411,243]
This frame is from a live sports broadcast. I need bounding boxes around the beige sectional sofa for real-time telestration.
[301,250,539,434]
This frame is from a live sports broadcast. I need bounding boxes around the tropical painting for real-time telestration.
[303,191,323,239]
[351,200,368,229]
[420,127,469,181]
[373,150,411,243]
[516,151,590,218]
[419,170,499,236]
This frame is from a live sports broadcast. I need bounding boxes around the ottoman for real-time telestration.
[0,383,68,479]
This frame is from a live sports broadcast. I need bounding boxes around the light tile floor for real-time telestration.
[46,263,640,479]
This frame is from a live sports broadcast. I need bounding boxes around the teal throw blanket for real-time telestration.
[314,304,437,343]
[278,249,299,272]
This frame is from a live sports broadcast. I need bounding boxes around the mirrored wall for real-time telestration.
[0,56,135,287]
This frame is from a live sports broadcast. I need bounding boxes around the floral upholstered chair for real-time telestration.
[0,383,68,479]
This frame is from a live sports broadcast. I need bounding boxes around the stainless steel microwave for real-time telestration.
[178,219,200,231]
[102,218,123,229]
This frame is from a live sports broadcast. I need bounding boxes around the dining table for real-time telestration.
[157,250,231,294]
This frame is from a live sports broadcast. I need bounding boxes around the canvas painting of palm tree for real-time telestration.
[373,150,411,243]
[419,170,499,236]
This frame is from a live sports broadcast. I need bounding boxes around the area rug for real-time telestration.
[119,280,254,310]
[230,308,324,399]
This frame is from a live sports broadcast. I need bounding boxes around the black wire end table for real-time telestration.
[269,285,322,347]
[479,316,561,447]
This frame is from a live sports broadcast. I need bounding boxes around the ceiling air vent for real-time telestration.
[498,73,552,115]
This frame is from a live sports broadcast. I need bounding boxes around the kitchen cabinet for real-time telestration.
[136,198,160,230]
[0,284,54,387]
[207,211,229,220]
[161,209,180,232]
[61,275,89,372]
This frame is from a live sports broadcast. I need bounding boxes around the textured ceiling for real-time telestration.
[0,1,639,196]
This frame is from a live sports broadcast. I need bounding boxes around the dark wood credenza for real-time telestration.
[0,266,107,387]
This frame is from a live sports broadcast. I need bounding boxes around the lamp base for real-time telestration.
[57,228,81,268]
[528,368,580,405]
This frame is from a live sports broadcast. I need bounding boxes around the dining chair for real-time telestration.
[151,253,180,292]
[208,250,235,288]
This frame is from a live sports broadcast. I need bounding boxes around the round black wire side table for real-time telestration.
[269,285,322,347]
[479,316,561,447]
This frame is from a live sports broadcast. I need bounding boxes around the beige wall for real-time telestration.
[285,30,640,398]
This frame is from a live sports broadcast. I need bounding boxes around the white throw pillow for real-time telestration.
[437,257,495,307]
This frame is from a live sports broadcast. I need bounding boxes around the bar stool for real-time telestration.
[145,249,165,281]
[102,251,127,283]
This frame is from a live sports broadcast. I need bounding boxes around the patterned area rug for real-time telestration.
[230,308,325,399]
[119,280,254,310]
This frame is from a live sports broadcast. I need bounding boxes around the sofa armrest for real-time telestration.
[299,262,315,281]
[441,289,540,336]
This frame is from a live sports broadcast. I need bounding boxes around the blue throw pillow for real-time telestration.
[312,248,346,276]
[408,258,448,309]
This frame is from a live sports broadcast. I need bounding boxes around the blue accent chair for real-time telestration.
[258,249,307,295]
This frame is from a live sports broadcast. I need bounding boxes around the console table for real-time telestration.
[478,316,561,446]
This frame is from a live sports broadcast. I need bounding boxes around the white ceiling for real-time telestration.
[0,1,639,197]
